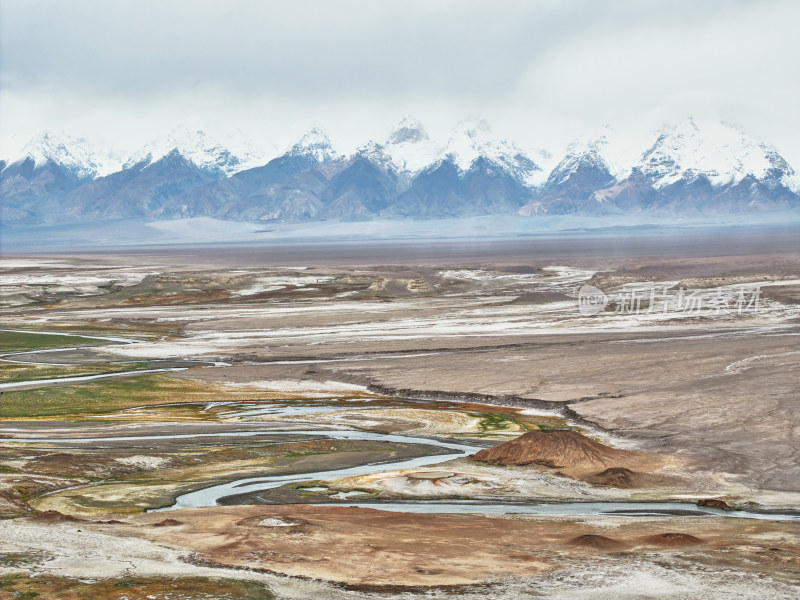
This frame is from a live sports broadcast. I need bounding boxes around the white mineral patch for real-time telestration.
[233,275,335,297]
[115,455,171,470]
[223,379,369,393]
[258,517,301,527]
[329,490,370,499]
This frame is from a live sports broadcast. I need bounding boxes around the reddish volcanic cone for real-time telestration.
[472,430,635,471]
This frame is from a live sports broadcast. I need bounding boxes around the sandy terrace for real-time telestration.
[9,505,796,589]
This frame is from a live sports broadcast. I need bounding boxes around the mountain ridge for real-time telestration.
[2,118,798,226]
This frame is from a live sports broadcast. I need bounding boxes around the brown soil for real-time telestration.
[579,466,676,489]
[566,534,628,550]
[697,498,735,510]
[151,518,183,527]
[761,283,800,305]
[25,452,119,477]
[82,505,799,588]
[119,289,231,306]
[471,430,658,475]
[31,510,86,523]
[642,532,706,546]
[583,467,638,487]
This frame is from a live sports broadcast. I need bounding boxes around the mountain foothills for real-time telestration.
[1,118,798,227]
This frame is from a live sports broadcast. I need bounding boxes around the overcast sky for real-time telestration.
[1,0,799,165]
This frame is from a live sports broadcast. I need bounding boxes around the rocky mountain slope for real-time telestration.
[2,118,798,226]
[584,119,800,216]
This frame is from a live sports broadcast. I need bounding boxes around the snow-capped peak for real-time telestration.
[564,127,613,158]
[546,128,617,186]
[287,127,338,163]
[126,126,251,177]
[443,118,494,171]
[12,132,123,179]
[388,117,429,144]
[637,118,796,189]
[213,128,269,172]
[443,118,543,186]
[358,117,442,174]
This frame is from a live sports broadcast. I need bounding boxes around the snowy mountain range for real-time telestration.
[124,126,264,178]
[637,118,796,190]
[1,118,798,227]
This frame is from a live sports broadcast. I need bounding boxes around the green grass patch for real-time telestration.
[471,412,521,433]
[0,374,231,418]
[284,450,325,458]
[514,412,576,431]
[0,330,101,353]
[0,575,274,599]
[0,361,150,384]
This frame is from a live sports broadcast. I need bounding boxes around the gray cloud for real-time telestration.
[1,0,798,165]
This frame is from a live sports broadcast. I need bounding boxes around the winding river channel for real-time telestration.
[4,330,798,522]
[6,429,798,521]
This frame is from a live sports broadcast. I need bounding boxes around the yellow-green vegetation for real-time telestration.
[0,374,266,418]
[456,402,576,434]
[0,374,394,419]
[106,396,400,424]
[0,330,100,353]
[461,410,575,438]
[0,574,274,600]
[0,361,150,384]
[11,320,184,340]
[471,412,525,434]
[52,284,233,311]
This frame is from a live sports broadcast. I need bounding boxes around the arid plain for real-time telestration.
[1,228,799,599]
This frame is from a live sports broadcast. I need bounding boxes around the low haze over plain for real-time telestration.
[1,0,798,163]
